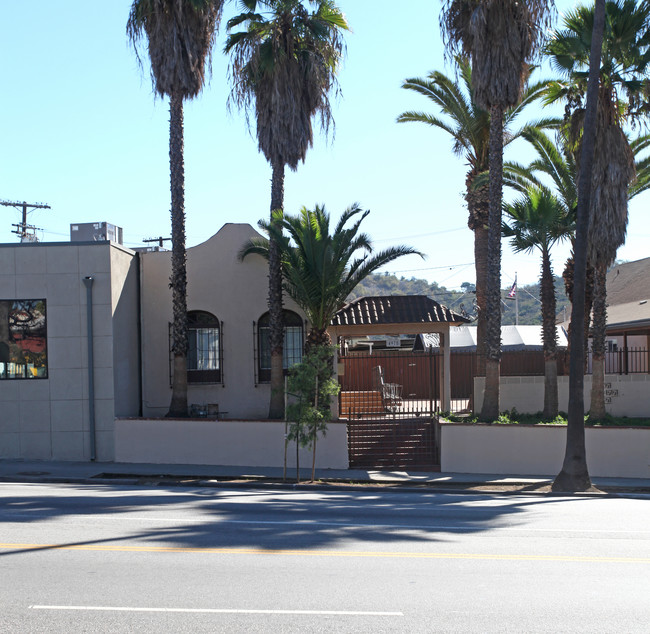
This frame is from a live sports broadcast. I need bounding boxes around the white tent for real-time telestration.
[449,325,568,351]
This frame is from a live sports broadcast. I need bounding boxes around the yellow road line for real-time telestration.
[1,543,648,563]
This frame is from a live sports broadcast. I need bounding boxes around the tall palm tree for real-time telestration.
[127,0,224,418]
[546,0,649,421]
[440,0,555,421]
[502,127,594,360]
[551,0,607,492]
[225,0,349,419]
[397,60,554,379]
[505,127,650,361]
[503,187,573,418]
[240,204,423,348]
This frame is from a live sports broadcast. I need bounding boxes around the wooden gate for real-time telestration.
[347,417,438,470]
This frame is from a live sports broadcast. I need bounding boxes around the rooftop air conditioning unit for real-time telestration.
[70,222,123,244]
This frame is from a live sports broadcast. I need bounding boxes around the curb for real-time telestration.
[2,473,644,497]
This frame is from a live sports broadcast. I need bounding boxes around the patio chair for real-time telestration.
[371,365,403,413]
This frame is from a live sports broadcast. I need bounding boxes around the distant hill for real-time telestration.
[347,272,571,326]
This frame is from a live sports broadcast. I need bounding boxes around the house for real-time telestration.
[602,257,650,359]
[139,223,306,420]
[0,223,309,462]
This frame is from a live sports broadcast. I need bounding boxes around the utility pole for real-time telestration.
[0,200,50,242]
[143,236,171,248]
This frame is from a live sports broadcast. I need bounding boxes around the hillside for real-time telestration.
[347,272,571,326]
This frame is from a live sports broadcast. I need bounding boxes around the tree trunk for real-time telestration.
[268,160,286,419]
[474,220,489,378]
[466,175,489,377]
[167,90,189,418]
[480,105,504,421]
[541,246,558,419]
[552,0,605,492]
[589,264,608,420]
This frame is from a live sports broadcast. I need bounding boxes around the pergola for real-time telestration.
[328,295,470,414]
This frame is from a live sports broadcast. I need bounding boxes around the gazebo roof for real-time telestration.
[331,295,470,327]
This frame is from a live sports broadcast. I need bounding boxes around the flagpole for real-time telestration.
[515,272,519,326]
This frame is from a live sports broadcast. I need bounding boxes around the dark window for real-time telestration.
[258,310,304,382]
[0,299,48,379]
[187,311,221,383]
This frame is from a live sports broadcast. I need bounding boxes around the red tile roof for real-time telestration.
[331,295,470,327]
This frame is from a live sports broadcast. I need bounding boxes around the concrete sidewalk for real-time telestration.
[0,459,649,493]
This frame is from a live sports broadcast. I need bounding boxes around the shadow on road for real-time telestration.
[0,484,595,557]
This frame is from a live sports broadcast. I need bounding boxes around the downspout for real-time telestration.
[83,276,96,461]
[136,253,143,416]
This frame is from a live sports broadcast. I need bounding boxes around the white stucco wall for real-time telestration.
[114,418,349,469]
[474,374,650,418]
[140,223,307,420]
[0,241,139,461]
[440,423,650,478]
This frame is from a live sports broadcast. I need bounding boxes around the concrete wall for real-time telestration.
[474,374,650,418]
[0,241,139,461]
[140,223,306,419]
[440,422,650,478]
[114,418,349,469]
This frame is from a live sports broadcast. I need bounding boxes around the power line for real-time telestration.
[0,200,50,242]
[373,226,466,243]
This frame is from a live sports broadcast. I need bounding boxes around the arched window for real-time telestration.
[257,310,304,382]
[187,311,221,383]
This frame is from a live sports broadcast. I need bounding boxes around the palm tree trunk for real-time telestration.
[589,263,607,420]
[541,246,558,419]
[474,222,488,377]
[167,89,189,418]
[467,176,489,377]
[268,159,285,419]
[480,104,504,421]
[552,0,605,492]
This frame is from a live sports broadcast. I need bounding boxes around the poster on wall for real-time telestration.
[0,299,47,379]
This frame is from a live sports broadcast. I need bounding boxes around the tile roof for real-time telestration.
[331,295,471,327]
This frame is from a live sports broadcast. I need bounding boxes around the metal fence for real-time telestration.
[339,348,649,418]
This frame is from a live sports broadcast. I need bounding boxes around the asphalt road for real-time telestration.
[1,482,649,633]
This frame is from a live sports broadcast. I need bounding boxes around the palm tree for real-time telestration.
[440,0,555,421]
[551,0,606,492]
[127,0,224,418]
[225,0,349,419]
[546,0,649,421]
[503,187,573,418]
[240,204,423,348]
[502,127,594,360]
[397,60,554,379]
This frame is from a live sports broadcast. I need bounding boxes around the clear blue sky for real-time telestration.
[1,1,648,297]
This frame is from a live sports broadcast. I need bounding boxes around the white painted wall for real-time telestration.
[440,423,650,478]
[474,374,650,418]
[139,224,307,420]
[115,418,349,469]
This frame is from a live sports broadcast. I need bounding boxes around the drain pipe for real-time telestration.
[82,276,96,461]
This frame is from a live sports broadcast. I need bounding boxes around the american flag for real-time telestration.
[507,279,517,299]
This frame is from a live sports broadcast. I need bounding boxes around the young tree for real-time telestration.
[127,0,224,417]
[440,0,555,420]
[225,0,349,419]
[286,345,339,482]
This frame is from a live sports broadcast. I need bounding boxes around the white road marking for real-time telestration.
[29,605,403,617]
